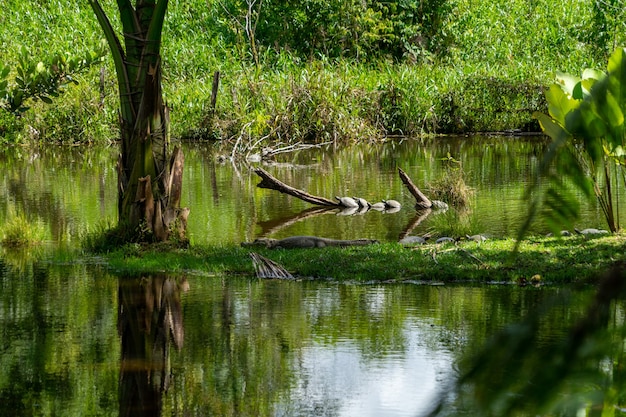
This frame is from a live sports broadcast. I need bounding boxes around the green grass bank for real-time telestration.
[102,234,626,284]
[1,0,625,145]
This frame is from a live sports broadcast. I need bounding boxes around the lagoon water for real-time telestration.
[0,136,606,415]
[0,135,613,247]
[0,261,592,416]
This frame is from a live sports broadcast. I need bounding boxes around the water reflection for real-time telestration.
[0,145,117,243]
[279,324,451,417]
[118,275,188,417]
[0,257,594,416]
[0,258,119,416]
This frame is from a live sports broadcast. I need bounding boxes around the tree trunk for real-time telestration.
[90,0,188,243]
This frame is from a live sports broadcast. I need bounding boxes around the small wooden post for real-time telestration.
[210,71,220,117]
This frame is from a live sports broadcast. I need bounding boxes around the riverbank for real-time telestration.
[102,234,626,284]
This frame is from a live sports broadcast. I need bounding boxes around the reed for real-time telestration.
[1,214,46,247]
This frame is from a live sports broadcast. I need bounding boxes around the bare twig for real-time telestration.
[456,247,487,267]
[265,141,333,156]
[231,121,253,160]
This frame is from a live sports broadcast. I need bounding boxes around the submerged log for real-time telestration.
[254,168,338,206]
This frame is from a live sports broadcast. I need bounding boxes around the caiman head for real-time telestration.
[241,238,278,248]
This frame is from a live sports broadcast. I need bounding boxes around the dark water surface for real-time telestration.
[0,261,592,416]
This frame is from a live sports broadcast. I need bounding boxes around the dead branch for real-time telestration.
[254,168,339,206]
[398,167,432,209]
[250,252,294,279]
[263,141,333,157]
[456,247,488,267]
[210,71,220,117]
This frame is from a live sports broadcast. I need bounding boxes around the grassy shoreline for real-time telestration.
[102,234,626,284]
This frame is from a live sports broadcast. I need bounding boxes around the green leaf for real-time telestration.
[607,48,626,108]
[608,145,626,157]
[13,91,23,106]
[534,112,569,141]
[607,47,626,75]
[582,68,604,81]
[584,133,604,163]
[545,84,579,125]
[577,104,607,139]
[572,81,584,100]
[544,187,579,223]
[602,91,624,128]
[580,79,596,97]
[555,71,580,96]
[89,0,133,121]
[39,95,53,104]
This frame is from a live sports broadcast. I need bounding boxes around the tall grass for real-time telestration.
[0,0,622,144]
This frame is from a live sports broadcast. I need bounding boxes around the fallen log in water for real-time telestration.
[398,168,448,210]
[398,167,432,209]
[254,168,339,206]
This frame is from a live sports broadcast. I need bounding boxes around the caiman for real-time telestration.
[241,236,379,249]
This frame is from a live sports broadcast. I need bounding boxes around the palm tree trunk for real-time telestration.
[90,0,188,243]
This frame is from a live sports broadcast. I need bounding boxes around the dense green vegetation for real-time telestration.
[527,48,626,236]
[1,0,625,144]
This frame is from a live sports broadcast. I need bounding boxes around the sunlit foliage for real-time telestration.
[0,213,46,247]
[2,0,623,143]
[526,48,626,235]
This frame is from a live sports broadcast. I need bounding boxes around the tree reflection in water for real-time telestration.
[118,275,189,417]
